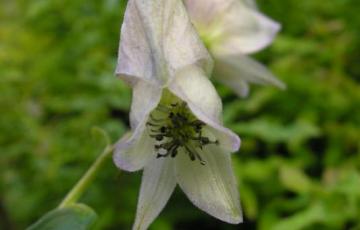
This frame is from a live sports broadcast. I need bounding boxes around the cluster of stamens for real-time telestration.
[146,102,219,165]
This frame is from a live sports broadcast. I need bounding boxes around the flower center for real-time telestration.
[146,102,219,165]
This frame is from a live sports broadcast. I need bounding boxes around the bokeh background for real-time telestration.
[1,0,360,229]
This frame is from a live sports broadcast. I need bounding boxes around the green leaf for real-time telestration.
[231,118,320,146]
[271,204,325,230]
[279,165,313,193]
[27,204,97,230]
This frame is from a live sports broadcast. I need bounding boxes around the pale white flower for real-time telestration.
[184,0,286,97]
[114,0,242,229]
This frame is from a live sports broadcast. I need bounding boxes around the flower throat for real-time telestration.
[147,102,219,165]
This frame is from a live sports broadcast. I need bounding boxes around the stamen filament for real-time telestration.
[148,102,217,165]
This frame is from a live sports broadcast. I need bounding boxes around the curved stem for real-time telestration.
[59,145,114,208]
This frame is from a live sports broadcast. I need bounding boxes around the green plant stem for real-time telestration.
[59,145,114,208]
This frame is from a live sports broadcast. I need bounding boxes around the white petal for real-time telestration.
[116,0,212,86]
[185,0,280,56]
[184,0,257,25]
[113,127,154,172]
[183,0,233,28]
[211,3,281,55]
[218,77,250,98]
[168,66,240,152]
[214,54,286,97]
[129,80,162,129]
[240,0,258,9]
[113,77,162,172]
[133,157,176,230]
[175,145,242,224]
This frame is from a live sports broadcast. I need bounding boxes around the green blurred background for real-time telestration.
[1,0,360,229]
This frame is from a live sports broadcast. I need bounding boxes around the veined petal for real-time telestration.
[175,145,242,224]
[113,80,162,172]
[133,157,176,230]
[185,0,280,56]
[240,0,258,9]
[129,80,162,129]
[113,128,154,172]
[115,0,152,86]
[211,3,281,55]
[168,66,240,152]
[183,0,233,28]
[214,54,286,97]
[217,77,250,98]
[116,0,212,86]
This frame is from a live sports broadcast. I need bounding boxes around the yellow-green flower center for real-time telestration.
[147,102,218,165]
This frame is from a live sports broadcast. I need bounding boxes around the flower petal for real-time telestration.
[129,80,162,130]
[211,3,281,55]
[113,128,155,172]
[218,77,250,98]
[133,157,176,230]
[116,0,212,86]
[175,145,242,224]
[214,54,286,97]
[183,0,233,28]
[185,0,280,56]
[240,0,258,9]
[113,81,161,172]
[168,66,240,152]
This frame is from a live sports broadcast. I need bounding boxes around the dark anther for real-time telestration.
[185,145,196,161]
[201,137,210,144]
[149,102,212,165]
[191,120,204,126]
[160,126,167,133]
[171,149,178,158]
[156,135,163,141]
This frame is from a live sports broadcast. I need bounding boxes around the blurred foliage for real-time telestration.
[27,204,97,230]
[0,0,359,229]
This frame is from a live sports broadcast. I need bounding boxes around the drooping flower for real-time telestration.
[184,0,286,97]
[114,0,242,229]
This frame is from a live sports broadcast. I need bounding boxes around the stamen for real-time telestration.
[150,114,167,122]
[171,148,178,158]
[148,102,218,165]
[185,145,205,165]
[185,146,196,161]
[146,122,160,127]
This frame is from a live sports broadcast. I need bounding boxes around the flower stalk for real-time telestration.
[59,144,114,208]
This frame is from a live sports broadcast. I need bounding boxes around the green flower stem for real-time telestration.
[59,144,114,208]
